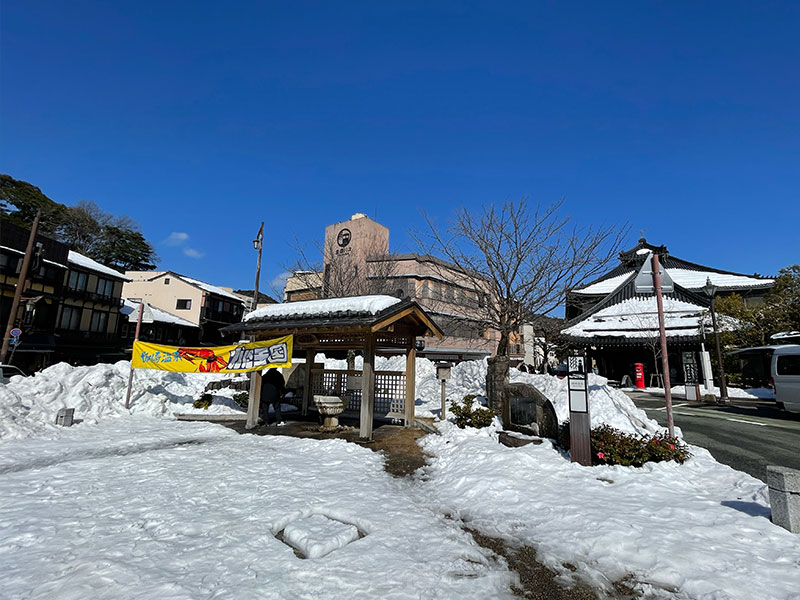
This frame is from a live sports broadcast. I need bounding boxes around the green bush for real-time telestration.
[559,421,690,467]
[193,393,213,410]
[233,391,249,409]
[450,396,495,429]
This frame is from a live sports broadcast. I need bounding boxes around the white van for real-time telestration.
[771,345,800,413]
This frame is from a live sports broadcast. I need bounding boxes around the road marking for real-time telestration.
[657,409,800,431]
[672,413,766,427]
[652,403,690,411]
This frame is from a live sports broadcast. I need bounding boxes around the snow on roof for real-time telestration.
[244,295,401,322]
[572,273,632,295]
[771,331,800,341]
[574,268,773,295]
[177,275,244,302]
[68,251,130,280]
[1,246,68,269]
[562,296,737,339]
[121,299,198,328]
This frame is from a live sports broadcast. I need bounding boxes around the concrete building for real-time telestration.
[284,214,498,361]
[123,271,246,345]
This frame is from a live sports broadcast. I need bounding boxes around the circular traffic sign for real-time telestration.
[10,328,22,337]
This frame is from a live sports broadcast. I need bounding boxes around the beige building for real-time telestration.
[123,271,245,344]
[284,214,498,361]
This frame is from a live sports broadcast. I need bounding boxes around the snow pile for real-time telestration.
[420,422,800,599]
[0,419,514,599]
[408,358,660,436]
[0,361,243,443]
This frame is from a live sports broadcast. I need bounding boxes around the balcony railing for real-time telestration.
[63,288,122,305]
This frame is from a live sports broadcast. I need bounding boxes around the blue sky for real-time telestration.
[2,1,798,296]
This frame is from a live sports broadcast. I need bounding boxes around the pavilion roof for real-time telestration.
[222,295,443,341]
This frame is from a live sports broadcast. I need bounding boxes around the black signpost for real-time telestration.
[682,351,700,401]
[568,355,591,466]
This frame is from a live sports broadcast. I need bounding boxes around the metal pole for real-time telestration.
[124,302,145,409]
[709,296,729,403]
[652,254,675,437]
[0,210,41,363]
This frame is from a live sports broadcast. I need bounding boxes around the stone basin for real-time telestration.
[314,395,346,430]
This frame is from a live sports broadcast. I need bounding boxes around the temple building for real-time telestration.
[561,238,774,384]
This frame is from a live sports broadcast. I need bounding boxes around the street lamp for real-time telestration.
[703,277,729,403]
[251,223,264,312]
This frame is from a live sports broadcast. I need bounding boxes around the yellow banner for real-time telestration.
[131,336,292,373]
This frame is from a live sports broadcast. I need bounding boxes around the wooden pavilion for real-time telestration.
[222,295,443,440]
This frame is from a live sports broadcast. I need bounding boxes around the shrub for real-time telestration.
[450,396,496,429]
[233,391,249,410]
[193,393,213,410]
[558,421,690,467]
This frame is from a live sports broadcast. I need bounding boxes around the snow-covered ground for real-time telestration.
[0,419,513,599]
[420,422,800,599]
[2,359,799,599]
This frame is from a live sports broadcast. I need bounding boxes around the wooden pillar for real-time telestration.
[360,332,376,439]
[246,371,262,430]
[405,343,416,428]
[303,348,315,416]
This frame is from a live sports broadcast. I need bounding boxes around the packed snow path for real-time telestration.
[0,419,514,600]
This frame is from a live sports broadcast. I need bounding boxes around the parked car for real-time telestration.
[0,364,26,384]
[771,345,800,413]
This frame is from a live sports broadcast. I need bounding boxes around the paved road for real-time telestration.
[623,391,800,483]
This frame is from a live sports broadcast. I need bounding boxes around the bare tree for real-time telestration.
[415,198,627,359]
[286,233,397,300]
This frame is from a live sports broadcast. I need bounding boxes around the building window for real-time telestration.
[96,278,114,298]
[68,271,88,291]
[176,299,192,310]
[121,323,129,338]
[217,300,224,312]
[156,328,163,341]
[90,311,108,333]
[59,306,82,330]
[164,278,170,285]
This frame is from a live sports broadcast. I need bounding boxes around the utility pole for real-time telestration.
[1,210,41,363]
[252,222,264,312]
[246,222,265,430]
[652,253,675,437]
[124,302,145,409]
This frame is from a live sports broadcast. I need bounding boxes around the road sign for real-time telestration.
[10,328,22,337]
[9,336,20,346]
[634,254,674,294]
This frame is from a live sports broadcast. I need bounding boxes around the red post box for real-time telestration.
[634,363,645,389]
